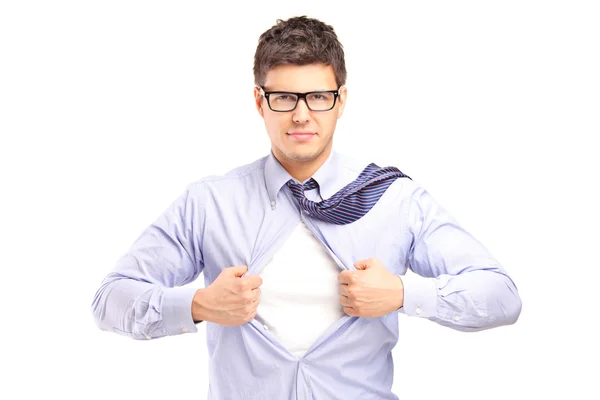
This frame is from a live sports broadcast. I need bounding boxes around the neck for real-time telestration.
[275,145,332,183]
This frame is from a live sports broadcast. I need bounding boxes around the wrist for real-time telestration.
[192,288,211,323]
[396,275,404,310]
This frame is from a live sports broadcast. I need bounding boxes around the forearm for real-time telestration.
[91,185,206,339]
[400,269,522,332]
[403,184,522,331]
[91,272,199,340]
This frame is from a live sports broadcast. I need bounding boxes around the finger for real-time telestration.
[343,306,356,317]
[339,284,349,297]
[354,261,367,270]
[339,295,351,307]
[338,270,353,284]
[242,274,263,289]
[251,287,261,301]
[228,264,249,277]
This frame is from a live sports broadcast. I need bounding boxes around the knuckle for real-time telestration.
[245,311,256,323]
[242,294,253,304]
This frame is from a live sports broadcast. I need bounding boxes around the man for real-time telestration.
[91,16,521,399]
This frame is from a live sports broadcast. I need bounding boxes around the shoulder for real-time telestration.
[185,155,269,197]
[336,150,423,196]
[334,151,371,176]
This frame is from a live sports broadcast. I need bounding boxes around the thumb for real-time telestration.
[354,260,369,270]
[228,264,249,278]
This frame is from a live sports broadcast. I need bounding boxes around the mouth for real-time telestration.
[287,132,317,141]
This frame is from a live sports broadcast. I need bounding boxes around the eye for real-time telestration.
[308,93,332,101]
[274,94,295,101]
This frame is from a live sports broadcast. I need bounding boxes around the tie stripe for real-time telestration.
[286,163,411,225]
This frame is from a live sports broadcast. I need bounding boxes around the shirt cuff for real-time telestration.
[398,272,437,318]
[162,287,200,336]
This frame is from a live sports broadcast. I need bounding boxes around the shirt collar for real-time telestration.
[264,149,347,203]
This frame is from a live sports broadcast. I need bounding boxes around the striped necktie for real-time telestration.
[286,163,412,225]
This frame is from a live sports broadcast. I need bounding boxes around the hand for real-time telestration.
[192,265,262,326]
[338,258,404,318]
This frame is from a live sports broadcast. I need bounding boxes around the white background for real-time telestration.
[1,1,599,399]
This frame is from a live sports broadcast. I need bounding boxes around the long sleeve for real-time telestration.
[399,185,522,332]
[91,185,205,340]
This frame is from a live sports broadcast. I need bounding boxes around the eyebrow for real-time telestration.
[263,88,337,93]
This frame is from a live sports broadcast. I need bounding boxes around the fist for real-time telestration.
[192,265,263,326]
[338,258,404,318]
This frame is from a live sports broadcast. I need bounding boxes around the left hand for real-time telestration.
[338,258,404,318]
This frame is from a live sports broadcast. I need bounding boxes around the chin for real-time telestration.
[292,148,326,162]
[293,154,320,162]
[279,147,317,162]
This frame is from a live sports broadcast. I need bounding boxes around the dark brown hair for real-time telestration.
[253,16,347,88]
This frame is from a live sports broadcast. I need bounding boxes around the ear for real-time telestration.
[336,85,347,119]
[254,86,264,118]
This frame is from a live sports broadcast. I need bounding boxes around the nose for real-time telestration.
[292,98,311,124]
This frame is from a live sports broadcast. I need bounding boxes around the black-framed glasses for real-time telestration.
[258,86,340,112]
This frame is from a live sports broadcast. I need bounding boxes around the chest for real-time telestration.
[199,184,410,284]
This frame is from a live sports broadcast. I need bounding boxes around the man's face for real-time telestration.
[254,63,347,165]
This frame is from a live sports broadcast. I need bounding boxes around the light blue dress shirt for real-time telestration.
[91,150,521,399]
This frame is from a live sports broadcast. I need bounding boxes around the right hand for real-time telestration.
[192,265,262,326]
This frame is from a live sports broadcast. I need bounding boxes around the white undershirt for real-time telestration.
[256,220,345,358]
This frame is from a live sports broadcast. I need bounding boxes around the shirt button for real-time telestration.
[182,327,189,333]
[454,315,460,321]
[263,325,269,330]
[270,200,276,206]
[145,335,152,340]
[415,306,421,315]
